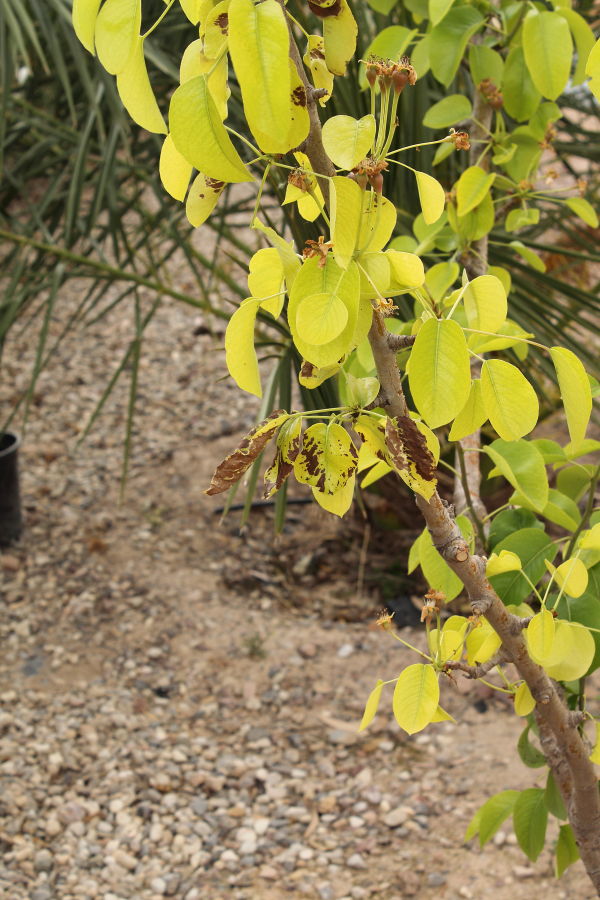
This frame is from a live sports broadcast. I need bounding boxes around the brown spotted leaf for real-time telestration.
[263,417,302,499]
[293,421,358,494]
[386,416,436,481]
[205,410,288,495]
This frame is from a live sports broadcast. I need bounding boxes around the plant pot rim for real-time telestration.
[0,430,21,458]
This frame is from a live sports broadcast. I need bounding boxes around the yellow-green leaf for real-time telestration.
[392,664,439,735]
[481,359,539,441]
[543,621,595,681]
[484,439,548,512]
[358,192,397,255]
[227,0,292,152]
[95,0,141,75]
[486,550,522,577]
[408,318,471,428]
[72,0,102,54]
[252,218,300,290]
[463,275,507,334]
[359,680,384,731]
[423,94,472,128]
[456,166,496,217]
[550,347,592,447]
[565,197,599,228]
[295,293,349,346]
[426,261,459,303]
[580,523,600,552]
[526,608,555,664]
[514,682,536,717]
[522,11,573,101]
[555,824,580,878]
[586,39,600,101]
[323,0,357,76]
[557,9,595,85]
[359,252,391,301]
[448,380,487,441]
[186,173,225,227]
[330,176,364,269]
[180,39,230,120]
[322,115,376,171]
[386,250,425,290]
[548,558,588,599]
[288,257,362,368]
[589,721,600,765]
[159,134,192,201]
[294,422,358,493]
[466,618,501,665]
[225,298,262,397]
[169,75,252,183]
[414,170,445,225]
[116,37,166,133]
[430,705,456,724]
[248,248,285,319]
[179,0,202,24]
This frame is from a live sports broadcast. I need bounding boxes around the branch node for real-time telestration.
[568,711,586,728]
[386,333,416,352]
[365,393,390,410]
[307,86,329,102]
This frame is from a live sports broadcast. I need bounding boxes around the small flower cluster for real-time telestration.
[349,157,389,193]
[303,235,333,267]
[363,55,417,94]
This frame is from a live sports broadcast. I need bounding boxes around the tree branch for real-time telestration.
[281,24,600,889]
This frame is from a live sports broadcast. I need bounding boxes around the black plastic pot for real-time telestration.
[0,431,22,547]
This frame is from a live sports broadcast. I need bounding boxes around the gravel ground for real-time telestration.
[0,267,598,900]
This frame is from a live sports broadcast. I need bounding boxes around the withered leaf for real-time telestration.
[205,410,288,495]
[264,418,302,499]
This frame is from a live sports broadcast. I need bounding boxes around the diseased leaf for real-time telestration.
[264,417,302,498]
[312,472,356,516]
[294,422,358,494]
[186,173,225,227]
[205,411,289,494]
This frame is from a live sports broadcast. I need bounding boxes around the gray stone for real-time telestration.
[427,873,447,887]
[383,805,414,827]
[346,853,367,869]
[34,848,54,873]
